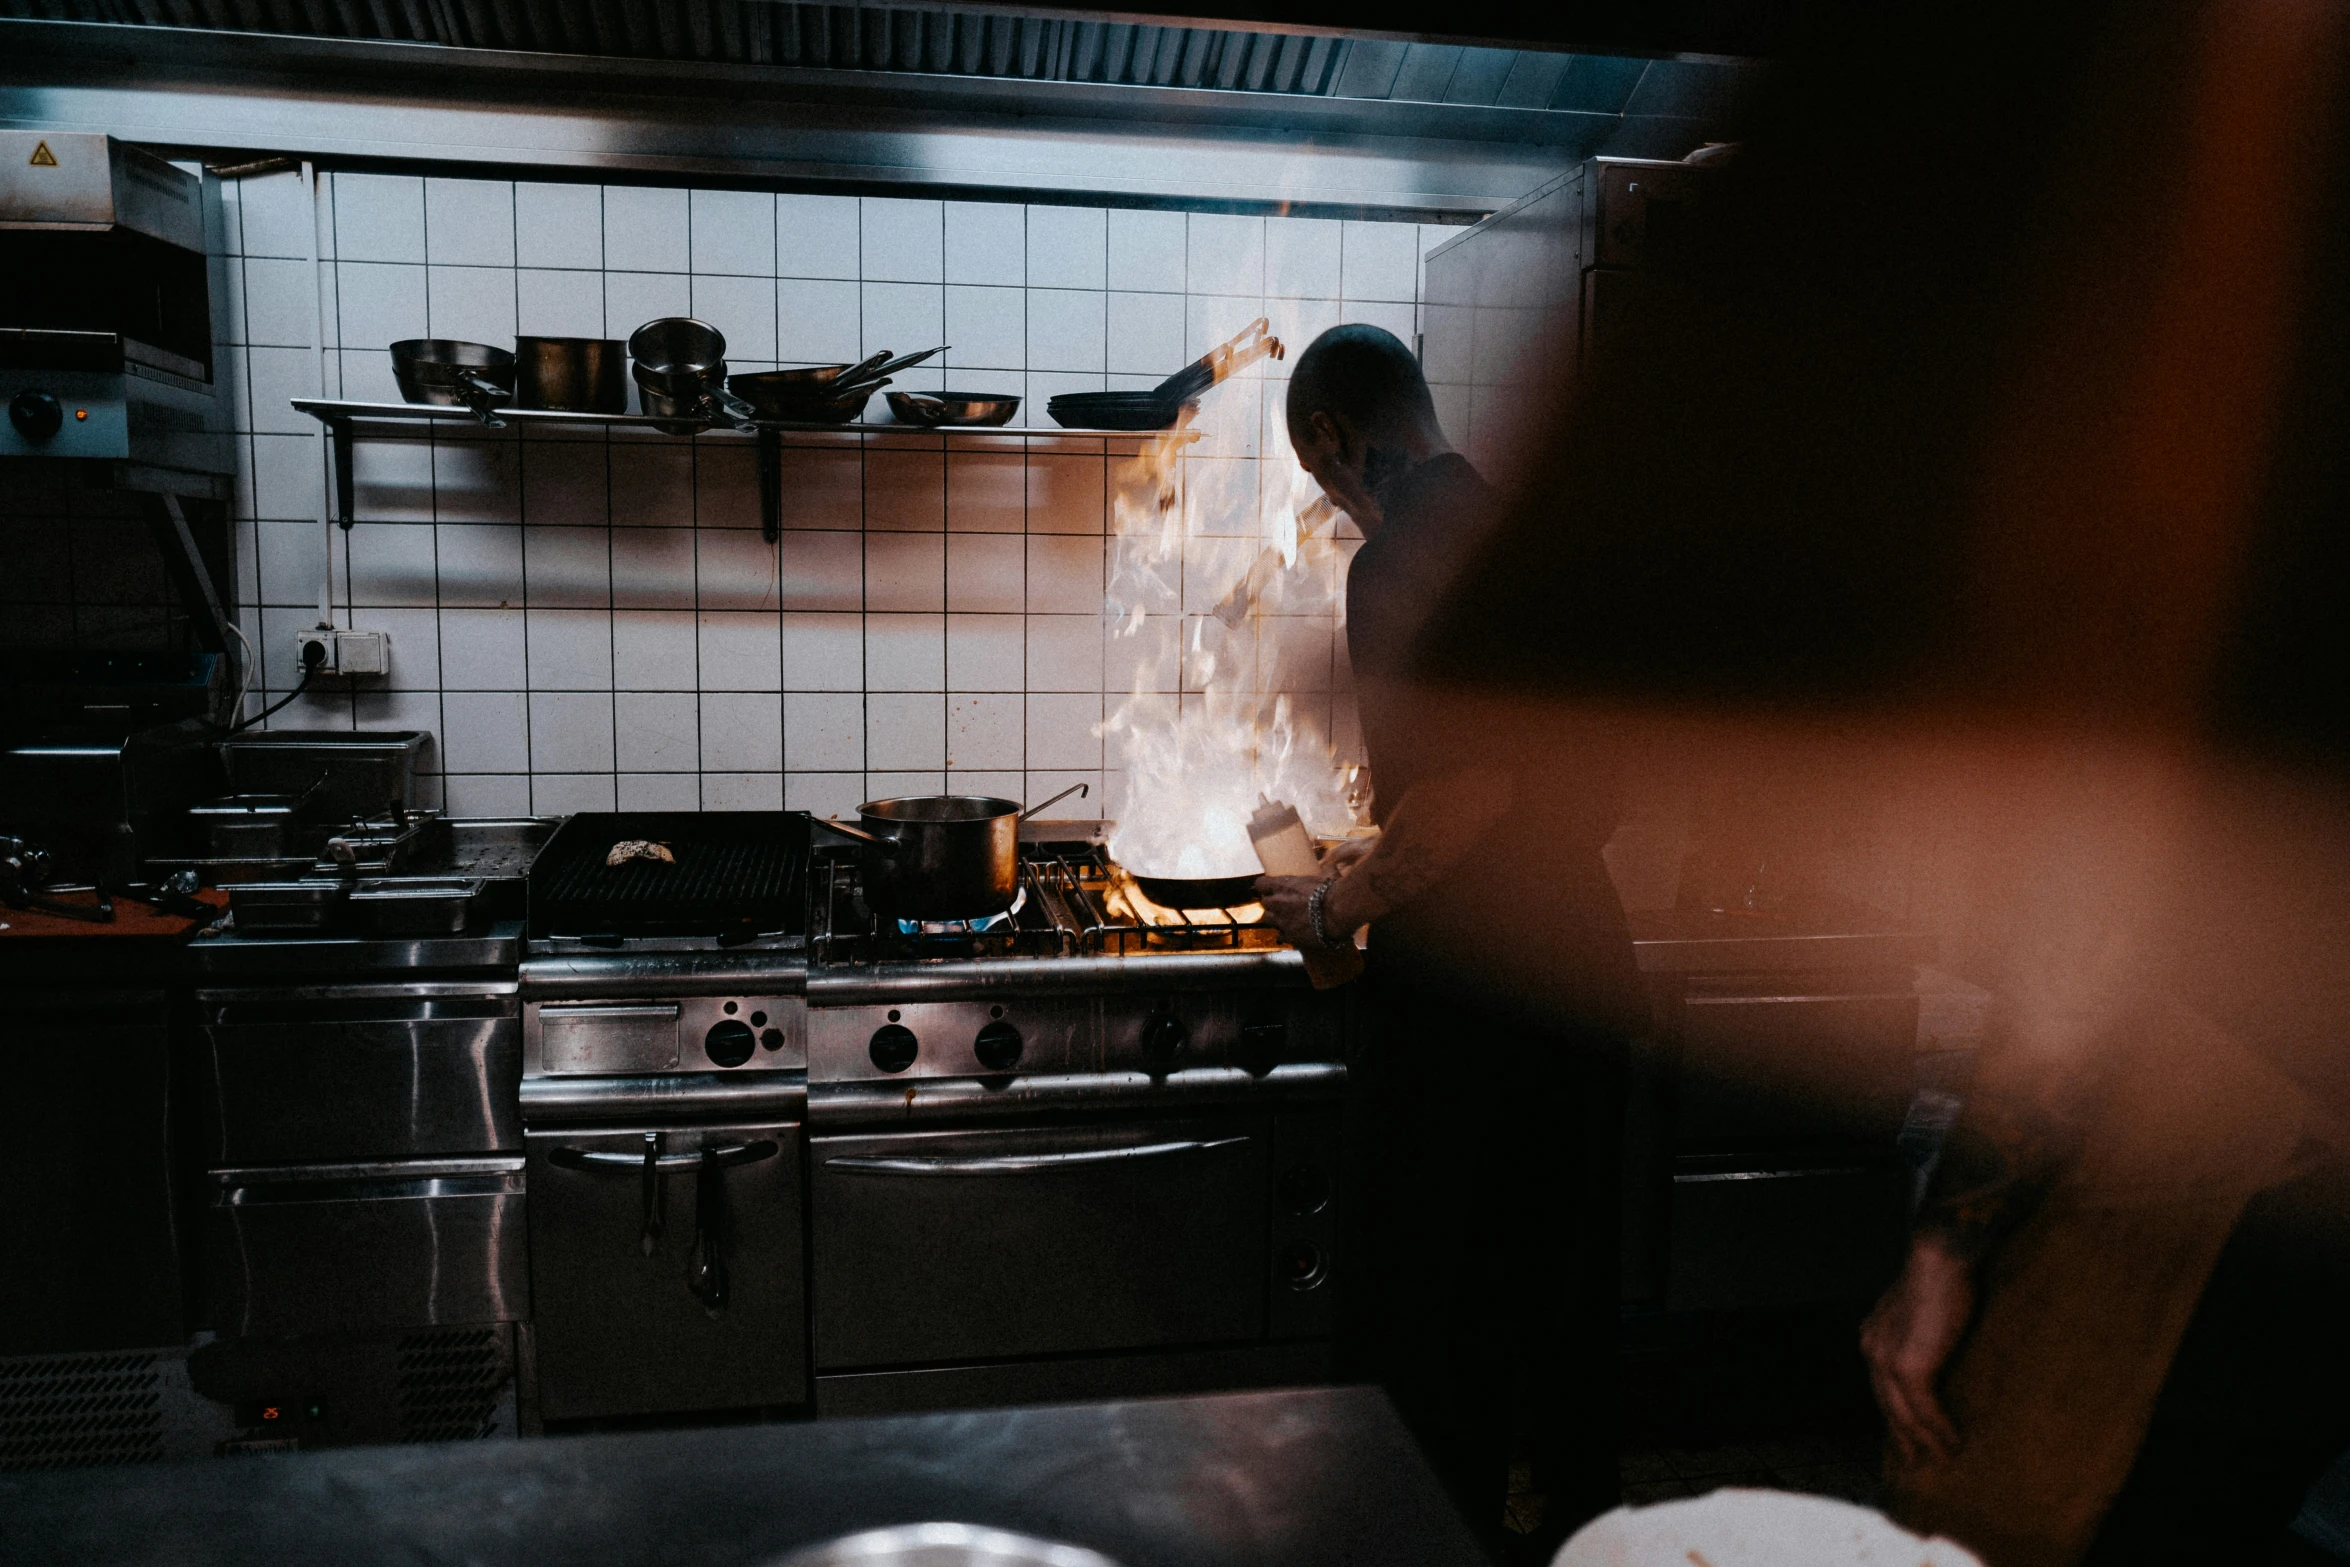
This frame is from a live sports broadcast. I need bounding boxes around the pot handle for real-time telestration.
[825,818,901,854]
[1018,781,1090,822]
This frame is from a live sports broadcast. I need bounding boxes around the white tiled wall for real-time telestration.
[211,170,1455,816]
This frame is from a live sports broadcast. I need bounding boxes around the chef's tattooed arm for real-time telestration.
[1318,770,1513,934]
[1912,1046,2101,1263]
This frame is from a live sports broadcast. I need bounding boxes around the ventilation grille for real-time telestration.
[0,0,1348,94]
[395,1327,509,1443]
[0,1351,166,1471]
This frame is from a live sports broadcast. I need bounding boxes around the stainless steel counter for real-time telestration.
[1629,905,1933,974]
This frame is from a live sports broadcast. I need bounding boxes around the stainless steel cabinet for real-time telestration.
[525,1121,806,1422]
[197,982,521,1164]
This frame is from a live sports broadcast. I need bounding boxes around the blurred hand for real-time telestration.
[1253,874,1325,949]
[1862,1235,1975,1466]
[1322,836,1378,872]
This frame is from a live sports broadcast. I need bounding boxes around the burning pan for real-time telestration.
[1131,872,1263,910]
[827,784,1088,921]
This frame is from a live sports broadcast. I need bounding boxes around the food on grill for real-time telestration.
[606,840,677,867]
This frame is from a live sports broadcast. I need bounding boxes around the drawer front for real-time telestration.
[204,1009,521,1164]
[525,1122,806,1421]
[1666,1162,1909,1312]
[535,1003,680,1075]
[207,1169,527,1337]
[1675,987,1919,1153]
[812,1115,1267,1370]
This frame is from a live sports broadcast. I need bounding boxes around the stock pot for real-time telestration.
[827,784,1086,921]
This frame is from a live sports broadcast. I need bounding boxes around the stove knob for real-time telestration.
[973,1019,1023,1072]
[704,1019,756,1068]
[1141,1010,1187,1070]
[10,390,63,443]
[869,1022,919,1073]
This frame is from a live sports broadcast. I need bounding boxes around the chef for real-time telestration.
[1254,324,1641,1562]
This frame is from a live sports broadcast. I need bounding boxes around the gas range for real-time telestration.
[517,812,1342,1123]
[510,808,1347,1423]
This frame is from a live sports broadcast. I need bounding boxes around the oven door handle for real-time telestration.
[823,1135,1249,1177]
[551,1140,778,1174]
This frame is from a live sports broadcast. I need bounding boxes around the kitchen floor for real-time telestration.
[1503,1304,1888,1547]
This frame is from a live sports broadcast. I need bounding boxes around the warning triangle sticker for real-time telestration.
[28,141,57,167]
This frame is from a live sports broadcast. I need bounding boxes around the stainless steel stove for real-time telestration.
[516,812,1346,1425]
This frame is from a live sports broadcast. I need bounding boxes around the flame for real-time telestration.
[1099,320,1366,879]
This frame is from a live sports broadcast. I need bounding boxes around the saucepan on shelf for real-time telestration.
[629,318,760,432]
[825,783,1090,921]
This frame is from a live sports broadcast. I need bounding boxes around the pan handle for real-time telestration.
[1018,781,1089,822]
[824,818,902,854]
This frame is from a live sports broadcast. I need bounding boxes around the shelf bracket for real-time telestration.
[756,426,782,544]
[326,414,356,530]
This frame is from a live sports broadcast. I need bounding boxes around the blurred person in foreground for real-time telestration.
[1385,1,2350,1563]
[1255,323,1642,1560]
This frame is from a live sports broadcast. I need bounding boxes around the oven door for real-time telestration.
[524,1121,806,1422]
[811,1114,1268,1370]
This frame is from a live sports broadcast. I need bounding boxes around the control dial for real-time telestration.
[973,1019,1023,1072]
[704,1019,756,1068]
[9,390,62,442]
[1140,1009,1187,1071]
[869,1022,919,1073]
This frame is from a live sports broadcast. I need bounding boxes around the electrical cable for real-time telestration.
[229,638,326,734]
[221,618,257,728]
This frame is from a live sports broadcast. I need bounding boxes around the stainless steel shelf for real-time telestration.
[288,398,1198,441]
[290,399,1197,540]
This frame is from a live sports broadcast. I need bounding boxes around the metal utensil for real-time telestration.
[826,783,1088,921]
[390,339,515,427]
[769,1523,1125,1567]
[516,336,628,412]
[839,344,948,391]
[885,390,1021,427]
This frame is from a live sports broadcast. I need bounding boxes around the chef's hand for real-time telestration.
[1252,875,1325,950]
[1861,1234,1974,1466]
[1321,836,1378,872]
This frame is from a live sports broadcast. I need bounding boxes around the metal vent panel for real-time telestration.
[0,0,1355,94]
[0,1351,165,1471]
[395,1325,512,1443]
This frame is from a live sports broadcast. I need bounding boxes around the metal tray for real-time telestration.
[228,879,350,932]
[349,876,485,935]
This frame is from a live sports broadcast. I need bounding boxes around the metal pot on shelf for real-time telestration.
[826,784,1088,921]
[516,336,627,413]
[628,318,759,432]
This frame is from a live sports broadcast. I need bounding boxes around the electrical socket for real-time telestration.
[293,629,390,677]
[334,630,390,676]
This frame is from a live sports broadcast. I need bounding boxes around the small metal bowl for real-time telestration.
[887,391,1022,427]
[769,1523,1125,1567]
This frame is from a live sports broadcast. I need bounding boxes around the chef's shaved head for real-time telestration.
[1286,323,1438,440]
